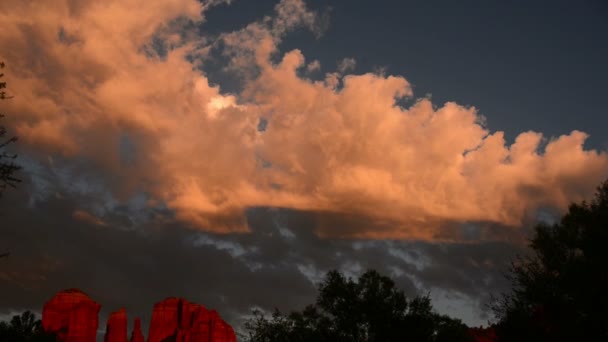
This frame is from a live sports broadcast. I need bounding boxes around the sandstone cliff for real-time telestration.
[42,289,101,342]
[130,318,144,342]
[148,297,236,342]
[104,308,127,342]
[42,289,236,342]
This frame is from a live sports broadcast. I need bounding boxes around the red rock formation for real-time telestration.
[468,326,497,342]
[104,308,128,342]
[148,297,236,342]
[42,290,236,342]
[148,297,180,342]
[42,288,101,342]
[210,313,237,342]
[130,318,144,342]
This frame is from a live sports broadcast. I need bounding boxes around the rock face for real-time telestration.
[42,289,101,342]
[468,326,497,342]
[148,298,236,342]
[104,308,128,342]
[130,318,144,342]
[42,290,236,342]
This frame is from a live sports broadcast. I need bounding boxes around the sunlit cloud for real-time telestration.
[1,0,607,240]
[72,210,106,227]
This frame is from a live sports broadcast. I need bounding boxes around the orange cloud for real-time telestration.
[73,210,106,227]
[1,0,607,240]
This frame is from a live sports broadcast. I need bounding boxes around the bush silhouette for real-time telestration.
[0,311,57,342]
[242,269,474,342]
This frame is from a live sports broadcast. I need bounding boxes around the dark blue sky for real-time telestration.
[205,0,608,148]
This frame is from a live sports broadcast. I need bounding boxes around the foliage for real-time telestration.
[0,311,57,342]
[242,269,474,342]
[0,61,21,196]
[493,180,608,341]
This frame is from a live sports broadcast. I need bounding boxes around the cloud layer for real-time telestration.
[1,0,607,240]
[0,186,518,331]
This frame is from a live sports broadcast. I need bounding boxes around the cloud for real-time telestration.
[337,57,356,73]
[306,59,321,72]
[1,0,607,241]
[0,188,517,330]
[72,210,106,227]
[0,187,318,335]
[217,0,325,77]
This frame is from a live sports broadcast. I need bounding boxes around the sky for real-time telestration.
[1,0,607,336]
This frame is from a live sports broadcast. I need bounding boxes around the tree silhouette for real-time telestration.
[242,269,474,342]
[493,180,608,341]
[0,311,56,342]
[0,61,21,196]
[0,61,20,259]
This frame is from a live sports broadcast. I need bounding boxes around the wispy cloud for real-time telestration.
[337,57,356,73]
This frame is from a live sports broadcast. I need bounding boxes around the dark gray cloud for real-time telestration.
[0,168,525,337]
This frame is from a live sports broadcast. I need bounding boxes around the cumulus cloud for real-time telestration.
[1,0,607,240]
[217,0,325,77]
